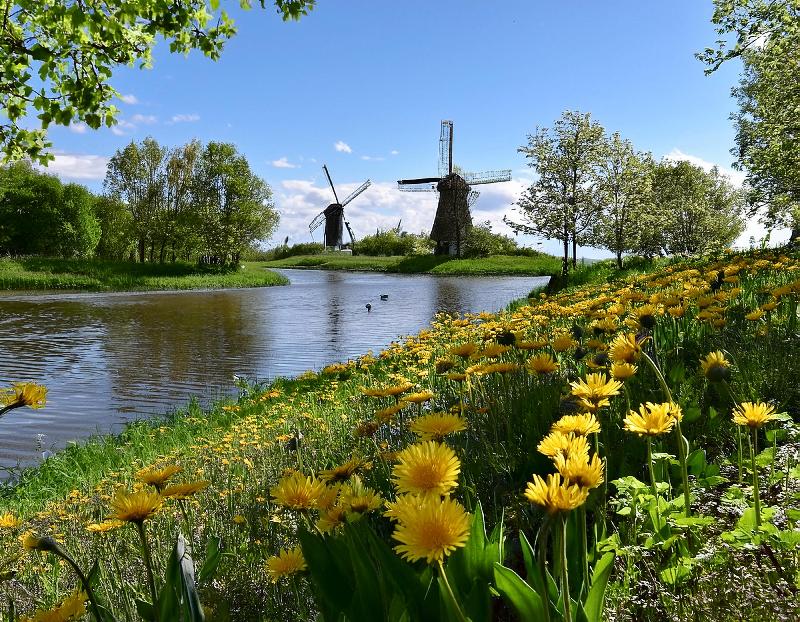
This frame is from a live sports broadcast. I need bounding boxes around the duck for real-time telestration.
[380,294,389,301]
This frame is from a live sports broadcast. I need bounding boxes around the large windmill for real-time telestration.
[309,165,371,250]
[397,120,511,256]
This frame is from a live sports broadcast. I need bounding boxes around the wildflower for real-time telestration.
[392,441,460,497]
[160,480,210,499]
[554,453,604,489]
[551,413,600,436]
[375,402,406,422]
[270,472,326,510]
[526,353,559,375]
[448,343,478,359]
[384,494,424,523]
[610,362,637,380]
[315,483,341,510]
[551,334,578,352]
[609,333,642,364]
[470,344,510,359]
[569,373,622,412]
[232,515,247,525]
[354,420,380,437]
[391,496,471,564]
[524,473,588,514]
[537,432,589,461]
[0,512,20,529]
[732,402,777,429]
[319,457,368,483]
[699,351,731,382]
[109,489,163,524]
[0,382,47,411]
[516,338,548,350]
[476,362,520,375]
[446,372,467,382]
[435,359,455,374]
[19,589,87,622]
[403,390,435,404]
[745,309,764,321]
[631,304,661,330]
[86,520,124,534]
[623,403,677,437]
[409,413,467,441]
[339,476,383,515]
[266,547,307,583]
[135,465,183,491]
[317,505,348,533]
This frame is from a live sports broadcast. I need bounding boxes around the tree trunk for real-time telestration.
[572,236,577,268]
[790,225,799,245]
[149,243,154,263]
[562,236,569,277]
[159,242,166,264]
[616,251,623,269]
[138,239,145,263]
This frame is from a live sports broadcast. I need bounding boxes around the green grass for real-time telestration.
[0,257,288,292]
[258,253,561,276]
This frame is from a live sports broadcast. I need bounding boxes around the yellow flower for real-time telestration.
[1,382,47,410]
[409,413,467,441]
[610,362,638,380]
[554,453,604,489]
[526,354,559,375]
[384,494,424,524]
[270,472,326,510]
[524,473,588,514]
[470,344,511,359]
[160,480,210,499]
[623,403,677,437]
[232,515,247,525]
[551,334,578,352]
[403,390,435,404]
[19,589,87,622]
[339,476,383,515]
[135,465,183,491]
[318,457,368,483]
[109,489,163,524]
[86,520,124,534]
[448,343,477,359]
[537,432,590,461]
[609,333,642,364]
[732,402,777,429]
[391,496,471,564]
[446,372,467,382]
[317,505,348,533]
[551,413,600,436]
[569,373,622,411]
[392,441,460,497]
[266,547,307,583]
[0,512,20,529]
[699,351,731,382]
[360,382,413,398]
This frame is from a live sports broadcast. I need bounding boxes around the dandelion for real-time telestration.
[409,413,467,441]
[610,362,637,380]
[524,473,588,514]
[403,390,435,404]
[551,413,600,436]
[732,402,777,429]
[448,343,477,359]
[266,547,307,583]
[551,334,578,352]
[109,489,163,524]
[375,402,406,422]
[526,353,559,375]
[554,453,604,489]
[392,441,460,497]
[0,382,47,413]
[570,373,622,412]
[317,505,348,533]
[700,351,731,382]
[384,494,424,524]
[270,472,326,510]
[86,520,124,534]
[339,476,383,515]
[609,333,642,364]
[391,496,471,564]
[135,465,183,491]
[446,372,467,382]
[160,480,210,499]
[623,403,677,437]
[0,512,20,529]
[537,432,589,461]
[476,362,519,375]
[318,457,368,483]
[19,589,87,622]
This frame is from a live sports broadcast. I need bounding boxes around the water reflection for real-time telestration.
[0,270,547,469]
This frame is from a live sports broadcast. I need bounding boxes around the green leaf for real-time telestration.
[683,407,702,423]
[493,563,548,621]
[583,552,614,622]
[134,598,155,622]
[298,528,354,614]
[198,536,222,584]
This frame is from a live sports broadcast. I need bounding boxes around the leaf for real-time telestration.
[174,535,205,622]
[682,407,702,423]
[134,598,155,622]
[583,552,614,622]
[198,536,222,584]
[298,528,354,614]
[493,563,548,621]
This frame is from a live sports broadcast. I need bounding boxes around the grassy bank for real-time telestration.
[0,257,288,292]
[258,252,561,275]
[1,247,799,621]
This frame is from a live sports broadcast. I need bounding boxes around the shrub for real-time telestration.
[355,230,433,256]
[462,223,519,258]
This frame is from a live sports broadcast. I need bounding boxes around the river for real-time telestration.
[0,269,548,470]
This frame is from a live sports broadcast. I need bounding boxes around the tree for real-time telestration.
[462,221,518,258]
[1,0,315,163]
[699,0,800,240]
[590,134,653,268]
[93,195,134,259]
[505,111,606,276]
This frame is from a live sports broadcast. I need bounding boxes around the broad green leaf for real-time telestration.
[583,552,615,622]
[493,563,548,621]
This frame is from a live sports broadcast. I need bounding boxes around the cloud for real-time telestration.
[271,157,299,169]
[38,153,109,180]
[663,148,746,187]
[111,119,136,136]
[69,122,88,134]
[119,94,139,105]
[334,141,352,153]
[360,155,385,161]
[131,113,157,125]
[171,113,200,123]
[390,150,399,156]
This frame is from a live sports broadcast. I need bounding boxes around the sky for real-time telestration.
[39,0,790,256]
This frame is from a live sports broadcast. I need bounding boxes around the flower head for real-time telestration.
[524,473,588,514]
[699,351,731,382]
[537,431,590,461]
[86,520,124,534]
[403,390,435,404]
[448,343,477,359]
[409,413,467,441]
[392,441,460,497]
[109,489,163,524]
[569,373,622,412]
[623,402,677,437]
[551,334,578,352]
[391,496,471,564]
[554,453,604,489]
[339,476,383,515]
[0,512,20,529]
[266,546,307,583]
[160,480,210,500]
[610,362,638,380]
[135,465,183,491]
[1,382,47,410]
[270,472,326,510]
[551,413,600,436]
[19,589,87,622]
[732,402,777,429]
[609,333,642,364]
[318,457,368,483]
[526,353,559,375]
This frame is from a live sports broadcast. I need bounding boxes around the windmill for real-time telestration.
[309,165,371,250]
[397,120,511,256]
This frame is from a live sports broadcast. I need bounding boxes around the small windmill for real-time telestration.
[309,165,371,249]
[397,120,511,256]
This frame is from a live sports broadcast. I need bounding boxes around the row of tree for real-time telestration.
[506,111,744,275]
[0,139,279,265]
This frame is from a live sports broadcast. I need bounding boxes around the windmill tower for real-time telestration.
[397,120,511,256]
[309,165,371,250]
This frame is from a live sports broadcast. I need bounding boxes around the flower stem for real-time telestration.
[751,428,761,527]
[52,549,104,622]
[647,438,662,534]
[578,507,589,596]
[437,560,468,622]
[136,522,160,621]
[560,515,572,622]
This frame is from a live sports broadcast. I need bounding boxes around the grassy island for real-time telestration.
[0,257,288,292]
[1,246,798,621]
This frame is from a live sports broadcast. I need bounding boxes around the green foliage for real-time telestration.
[266,242,325,260]
[355,230,433,256]
[0,1,314,163]
[462,222,519,258]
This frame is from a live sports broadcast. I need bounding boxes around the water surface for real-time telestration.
[0,269,547,469]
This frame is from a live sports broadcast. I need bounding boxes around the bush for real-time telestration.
[462,223,519,258]
[355,231,433,256]
[247,242,325,261]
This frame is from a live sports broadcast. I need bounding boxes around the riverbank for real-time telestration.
[0,257,288,292]
[257,252,562,275]
[1,247,798,620]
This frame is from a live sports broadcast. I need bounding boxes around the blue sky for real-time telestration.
[41,1,787,255]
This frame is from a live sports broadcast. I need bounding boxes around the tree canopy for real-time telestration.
[0,0,315,163]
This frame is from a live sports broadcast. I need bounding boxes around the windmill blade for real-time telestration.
[344,221,356,246]
[463,169,512,185]
[439,120,453,178]
[309,210,326,233]
[341,179,371,207]
[468,190,480,207]
[397,182,437,192]
[322,164,340,204]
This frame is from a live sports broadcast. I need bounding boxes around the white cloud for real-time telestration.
[360,155,385,161]
[271,157,299,169]
[69,122,88,134]
[171,113,200,123]
[334,141,352,154]
[390,150,399,156]
[39,153,109,180]
[119,93,139,105]
[131,113,157,125]
[663,148,746,187]
[110,119,136,136]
